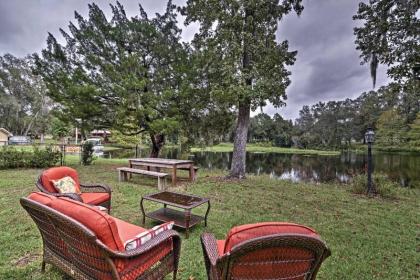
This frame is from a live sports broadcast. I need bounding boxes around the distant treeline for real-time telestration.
[228,83,419,150]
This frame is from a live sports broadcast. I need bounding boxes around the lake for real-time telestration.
[103,148,420,188]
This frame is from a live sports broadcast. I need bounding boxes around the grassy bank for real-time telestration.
[0,160,418,279]
[191,142,340,156]
[347,143,420,154]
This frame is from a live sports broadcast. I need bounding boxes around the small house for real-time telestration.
[0,128,12,146]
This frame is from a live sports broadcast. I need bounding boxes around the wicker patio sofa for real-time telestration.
[201,222,331,280]
[36,166,112,212]
[21,192,181,280]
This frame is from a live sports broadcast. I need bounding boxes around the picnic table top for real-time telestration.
[128,158,193,165]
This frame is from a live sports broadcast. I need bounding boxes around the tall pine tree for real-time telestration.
[35,1,190,156]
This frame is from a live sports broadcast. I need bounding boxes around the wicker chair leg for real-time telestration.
[173,270,177,280]
[41,261,46,272]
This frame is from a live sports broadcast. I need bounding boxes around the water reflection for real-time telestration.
[104,148,420,188]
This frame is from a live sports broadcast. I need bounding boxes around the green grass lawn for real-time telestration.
[191,142,340,156]
[0,159,418,279]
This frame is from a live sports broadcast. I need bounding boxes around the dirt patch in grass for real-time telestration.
[12,253,40,267]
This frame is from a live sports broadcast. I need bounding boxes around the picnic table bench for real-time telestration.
[129,158,196,186]
[117,167,168,190]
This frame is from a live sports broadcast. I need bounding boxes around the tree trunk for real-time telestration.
[24,110,40,137]
[150,133,165,158]
[229,101,250,178]
[229,8,254,179]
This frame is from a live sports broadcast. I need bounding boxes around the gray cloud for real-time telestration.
[0,0,185,56]
[0,0,389,120]
[265,0,389,119]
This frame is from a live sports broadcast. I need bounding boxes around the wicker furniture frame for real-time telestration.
[36,173,112,211]
[201,232,331,280]
[21,197,181,280]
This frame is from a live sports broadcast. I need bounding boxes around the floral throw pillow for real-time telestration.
[51,176,80,194]
[124,221,174,251]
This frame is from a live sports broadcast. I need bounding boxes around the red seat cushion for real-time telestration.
[50,197,124,251]
[80,192,110,205]
[114,218,147,245]
[217,240,226,256]
[27,192,56,206]
[224,222,319,253]
[40,167,81,193]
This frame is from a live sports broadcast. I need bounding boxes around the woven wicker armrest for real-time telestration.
[201,232,219,266]
[109,230,181,259]
[35,181,57,195]
[56,193,83,202]
[80,183,111,193]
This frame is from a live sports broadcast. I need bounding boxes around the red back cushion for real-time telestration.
[224,222,319,253]
[27,192,56,206]
[50,197,124,251]
[40,167,81,193]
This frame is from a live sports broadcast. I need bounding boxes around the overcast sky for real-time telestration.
[0,0,389,120]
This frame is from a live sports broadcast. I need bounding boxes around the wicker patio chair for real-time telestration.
[36,166,112,211]
[201,222,331,280]
[21,194,181,280]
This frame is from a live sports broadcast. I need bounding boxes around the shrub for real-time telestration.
[350,174,366,194]
[0,147,28,169]
[81,142,95,165]
[0,146,61,169]
[373,173,400,199]
[29,146,61,168]
[350,173,400,199]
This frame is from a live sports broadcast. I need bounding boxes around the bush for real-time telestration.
[81,142,95,166]
[373,173,400,199]
[29,146,61,168]
[350,174,366,194]
[0,147,28,169]
[0,146,61,169]
[350,173,400,199]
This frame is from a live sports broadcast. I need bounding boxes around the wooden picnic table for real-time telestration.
[128,158,195,186]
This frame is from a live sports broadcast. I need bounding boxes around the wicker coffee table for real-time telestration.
[140,191,210,238]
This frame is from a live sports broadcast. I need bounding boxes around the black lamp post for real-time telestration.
[365,129,375,195]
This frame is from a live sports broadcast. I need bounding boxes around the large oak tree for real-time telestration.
[182,0,303,178]
[353,0,419,86]
[353,0,419,143]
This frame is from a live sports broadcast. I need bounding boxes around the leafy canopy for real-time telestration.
[181,0,304,110]
[353,0,419,86]
[35,1,190,139]
[0,54,50,136]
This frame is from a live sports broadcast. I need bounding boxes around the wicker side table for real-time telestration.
[141,191,210,238]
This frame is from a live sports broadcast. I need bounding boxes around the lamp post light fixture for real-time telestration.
[365,128,375,195]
